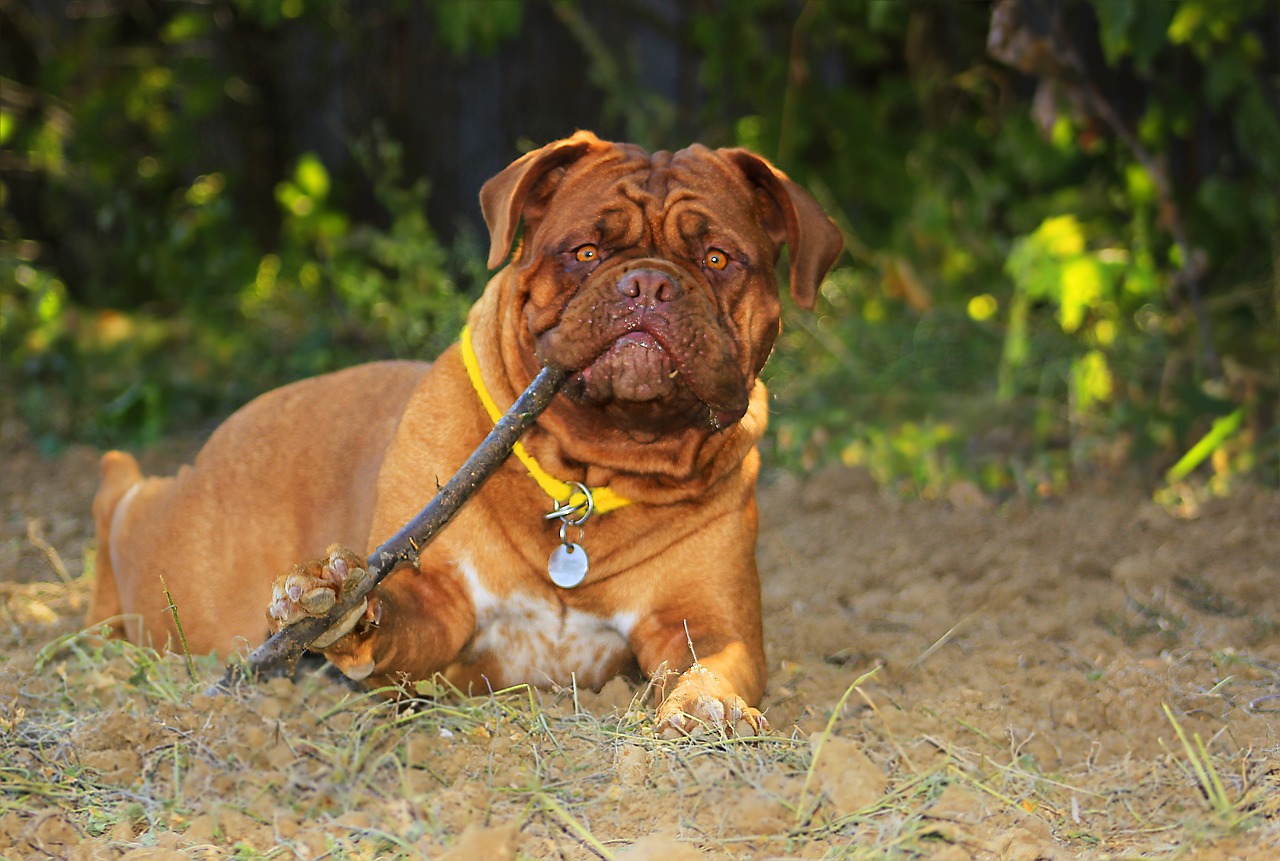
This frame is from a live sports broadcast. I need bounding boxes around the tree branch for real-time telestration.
[209,364,567,693]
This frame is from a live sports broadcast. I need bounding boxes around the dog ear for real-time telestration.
[480,131,602,270]
[722,150,844,310]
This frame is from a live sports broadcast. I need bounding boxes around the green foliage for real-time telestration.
[253,129,470,365]
[1,129,470,449]
[742,0,1278,495]
[1,0,1276,496]
[432,0,523,56]
[1,4,472,449]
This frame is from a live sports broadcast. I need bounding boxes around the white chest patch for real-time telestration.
[458,561,637,690]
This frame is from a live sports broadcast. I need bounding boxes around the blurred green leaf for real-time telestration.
[433,0,522,56]
[294,153,330,201]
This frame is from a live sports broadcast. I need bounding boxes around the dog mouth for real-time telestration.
[539,317,750,429]
[576,330,680,404]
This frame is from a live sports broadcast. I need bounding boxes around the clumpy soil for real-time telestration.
[1,423,1277,860]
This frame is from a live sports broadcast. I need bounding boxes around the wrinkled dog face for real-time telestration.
[520,145,788,434]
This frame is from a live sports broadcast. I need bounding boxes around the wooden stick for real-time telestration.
[210,364,567,693]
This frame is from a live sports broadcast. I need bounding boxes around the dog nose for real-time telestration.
[617,269,682,304]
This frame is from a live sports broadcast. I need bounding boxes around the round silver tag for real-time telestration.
[548,543,589,588]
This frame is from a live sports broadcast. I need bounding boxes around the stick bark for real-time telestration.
[210,365,567,693]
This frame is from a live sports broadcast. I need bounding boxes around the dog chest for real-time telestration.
[457,560,636,689]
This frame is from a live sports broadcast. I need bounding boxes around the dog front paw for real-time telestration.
[268,545,374,649]
[654,664,769,739]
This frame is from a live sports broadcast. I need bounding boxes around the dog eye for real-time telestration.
[703,248,729,271]
[574,244,598,262]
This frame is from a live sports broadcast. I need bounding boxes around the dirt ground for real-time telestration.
[1,416,1277,860]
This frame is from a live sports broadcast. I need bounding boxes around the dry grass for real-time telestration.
[2,443,1278,859]
[3,605,1277,860]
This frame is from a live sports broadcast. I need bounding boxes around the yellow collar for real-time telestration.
[460,326,632,515]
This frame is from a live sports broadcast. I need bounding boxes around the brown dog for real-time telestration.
[88,131,842,735]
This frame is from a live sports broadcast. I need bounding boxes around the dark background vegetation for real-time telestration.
[2,0,1277,501]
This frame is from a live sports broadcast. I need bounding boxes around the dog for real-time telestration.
[88,131,843,735]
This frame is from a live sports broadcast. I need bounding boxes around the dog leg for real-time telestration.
[631,611,769,739]
[86,451,144,638]
[267,545,475,689]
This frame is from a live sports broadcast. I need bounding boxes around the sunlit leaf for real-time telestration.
[1165,409,1246,483]
[1125,163,1156,207]
[1035,215,1085,258]
[1050,116,1075,152]
[184,174,226,207]
[1059,257,1104,334]
[1168,3,1208,45]
[1092,318,1117,347]
[967,294,998,322]
[294,153,330,201]
[161,11,211,43]
[36,285,63,323]
[1072,350,1113,412]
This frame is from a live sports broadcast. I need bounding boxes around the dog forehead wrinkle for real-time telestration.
[605,180,663,254]
[596,207,635,247]
[614,153,702,235]
[644,149,673,199]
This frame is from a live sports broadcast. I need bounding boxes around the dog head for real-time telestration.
[480,131,842,443]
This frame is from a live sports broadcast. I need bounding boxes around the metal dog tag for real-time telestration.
[548,542,589,588]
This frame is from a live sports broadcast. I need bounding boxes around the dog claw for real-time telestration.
[736,712,769,736]
[338,562,368,597]
[658,714,688,740]
[656,703,768,739]
[299,587,336,615]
